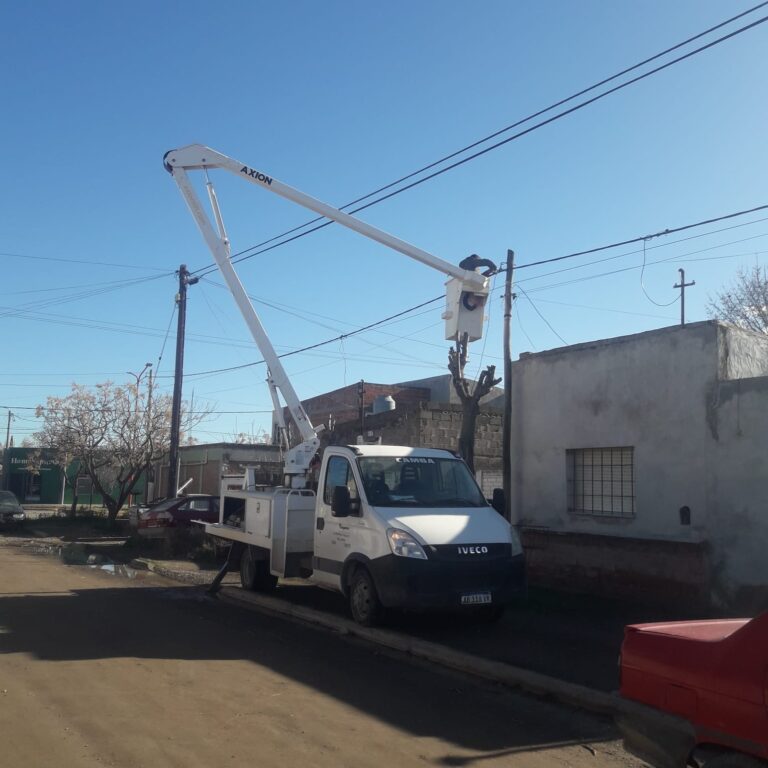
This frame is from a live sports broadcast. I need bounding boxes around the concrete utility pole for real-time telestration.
[168,264,198,498]
[674,268,695,327]
[502,251,514,524]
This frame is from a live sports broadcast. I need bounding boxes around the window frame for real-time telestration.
[566,446,635,519]
[323,456,360,507]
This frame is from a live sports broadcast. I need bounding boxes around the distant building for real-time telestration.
[1,447,145,507]
[150,442,283,501]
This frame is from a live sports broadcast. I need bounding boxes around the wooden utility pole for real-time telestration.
[673,268,695,327]
[3,410,11,490]
[167,264,198,498]
[357,380,366,438]
[502,251,514,523]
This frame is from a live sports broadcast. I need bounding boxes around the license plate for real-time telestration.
[461,592,492,605]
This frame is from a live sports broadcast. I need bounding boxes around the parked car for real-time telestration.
[130,494,220,538]
[617,612,768,768]
[0,490,26,527]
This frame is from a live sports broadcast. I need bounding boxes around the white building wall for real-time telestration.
[510,321,768,603]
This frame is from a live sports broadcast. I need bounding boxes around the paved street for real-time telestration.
[0,544,644,768]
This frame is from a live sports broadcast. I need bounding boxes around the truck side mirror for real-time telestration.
[491,488,505,517]
[331,485,351,517]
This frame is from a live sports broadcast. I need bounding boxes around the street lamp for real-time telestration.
[126,363,153,507]
[127,363,153,414]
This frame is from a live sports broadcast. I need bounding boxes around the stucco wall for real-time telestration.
[707,375,768,605]
[511,322,718,541]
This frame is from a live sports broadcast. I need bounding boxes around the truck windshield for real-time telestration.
[357,457,487,508]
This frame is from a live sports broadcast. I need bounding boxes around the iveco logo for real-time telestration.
[458,546,488,555]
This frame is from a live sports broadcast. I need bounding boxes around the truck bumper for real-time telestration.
[368,552,526,610]
[616,706,696,768]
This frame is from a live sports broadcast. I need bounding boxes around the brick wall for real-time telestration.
[292,382,431,430]
[521,528,711,608]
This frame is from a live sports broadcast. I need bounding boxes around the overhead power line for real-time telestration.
[191,5,768,278]
[0,250,171,272]
[161,295,445,379]
[515,204,768,271]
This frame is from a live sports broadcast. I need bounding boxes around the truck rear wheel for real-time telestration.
[240,546,278,592]
[349,568,382,626]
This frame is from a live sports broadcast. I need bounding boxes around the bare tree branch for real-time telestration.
[707,265,768,334]
[34,381,210,525]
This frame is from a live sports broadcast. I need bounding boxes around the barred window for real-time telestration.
[566,447,635,518]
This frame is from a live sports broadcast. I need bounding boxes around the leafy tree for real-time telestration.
[447,334,501,472]
[35,381,207,525]
[707,265,768,334]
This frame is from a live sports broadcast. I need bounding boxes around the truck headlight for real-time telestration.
[387,528,427,560]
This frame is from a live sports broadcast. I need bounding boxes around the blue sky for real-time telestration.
[1,1,767,443]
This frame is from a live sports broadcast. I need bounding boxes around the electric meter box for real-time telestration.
[442,277,489,342]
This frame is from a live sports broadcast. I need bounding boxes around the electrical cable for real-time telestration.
[515,204,768,272]
[159,295,445,379]
[0,250,172,272]
[513,299,537,352]
[190,4,768,278]
[639,238,680,306]
[517,286,569,345]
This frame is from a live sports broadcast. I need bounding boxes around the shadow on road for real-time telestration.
[0,581,619,756]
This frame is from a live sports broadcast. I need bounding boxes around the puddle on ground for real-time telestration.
[85,561,138,579]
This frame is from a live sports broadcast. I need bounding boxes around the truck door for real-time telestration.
[313,455,360,588]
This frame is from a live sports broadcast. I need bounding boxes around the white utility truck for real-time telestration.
[164,145,525,624]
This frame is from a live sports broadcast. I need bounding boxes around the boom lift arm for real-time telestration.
[164,144,494,484]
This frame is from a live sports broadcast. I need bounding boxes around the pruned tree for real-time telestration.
[35,381,208,525]
[707,265,768,334]
[448,334,501,472]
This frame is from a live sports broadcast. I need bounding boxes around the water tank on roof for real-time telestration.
[371,395,396,414]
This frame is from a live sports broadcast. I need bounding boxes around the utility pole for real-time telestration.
[673,268,695,327]
[168,264,198,498]
[502,251,515,524]
[3,410,11,490]
[145,368,155,503]
[357,379,365,439]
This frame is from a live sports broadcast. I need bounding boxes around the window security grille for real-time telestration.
[566,447,634,518]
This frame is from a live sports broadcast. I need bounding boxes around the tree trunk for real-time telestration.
[458,401,480,472]
[448,335,501,474]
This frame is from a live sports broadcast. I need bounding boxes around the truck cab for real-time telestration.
[207,445,526,625]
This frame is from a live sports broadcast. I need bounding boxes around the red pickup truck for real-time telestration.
[617,612,768,768]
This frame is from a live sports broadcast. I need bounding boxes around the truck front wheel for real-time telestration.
[240,546,278,592]
[349,568,382,626]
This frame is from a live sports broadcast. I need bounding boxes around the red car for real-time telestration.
[130,494,220,538]
[618,612,768,768]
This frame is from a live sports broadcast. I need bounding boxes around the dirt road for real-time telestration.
[0,545,643,768]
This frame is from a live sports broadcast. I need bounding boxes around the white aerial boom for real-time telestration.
[164,144,495,485]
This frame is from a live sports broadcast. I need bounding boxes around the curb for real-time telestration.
[217,586,642,718]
